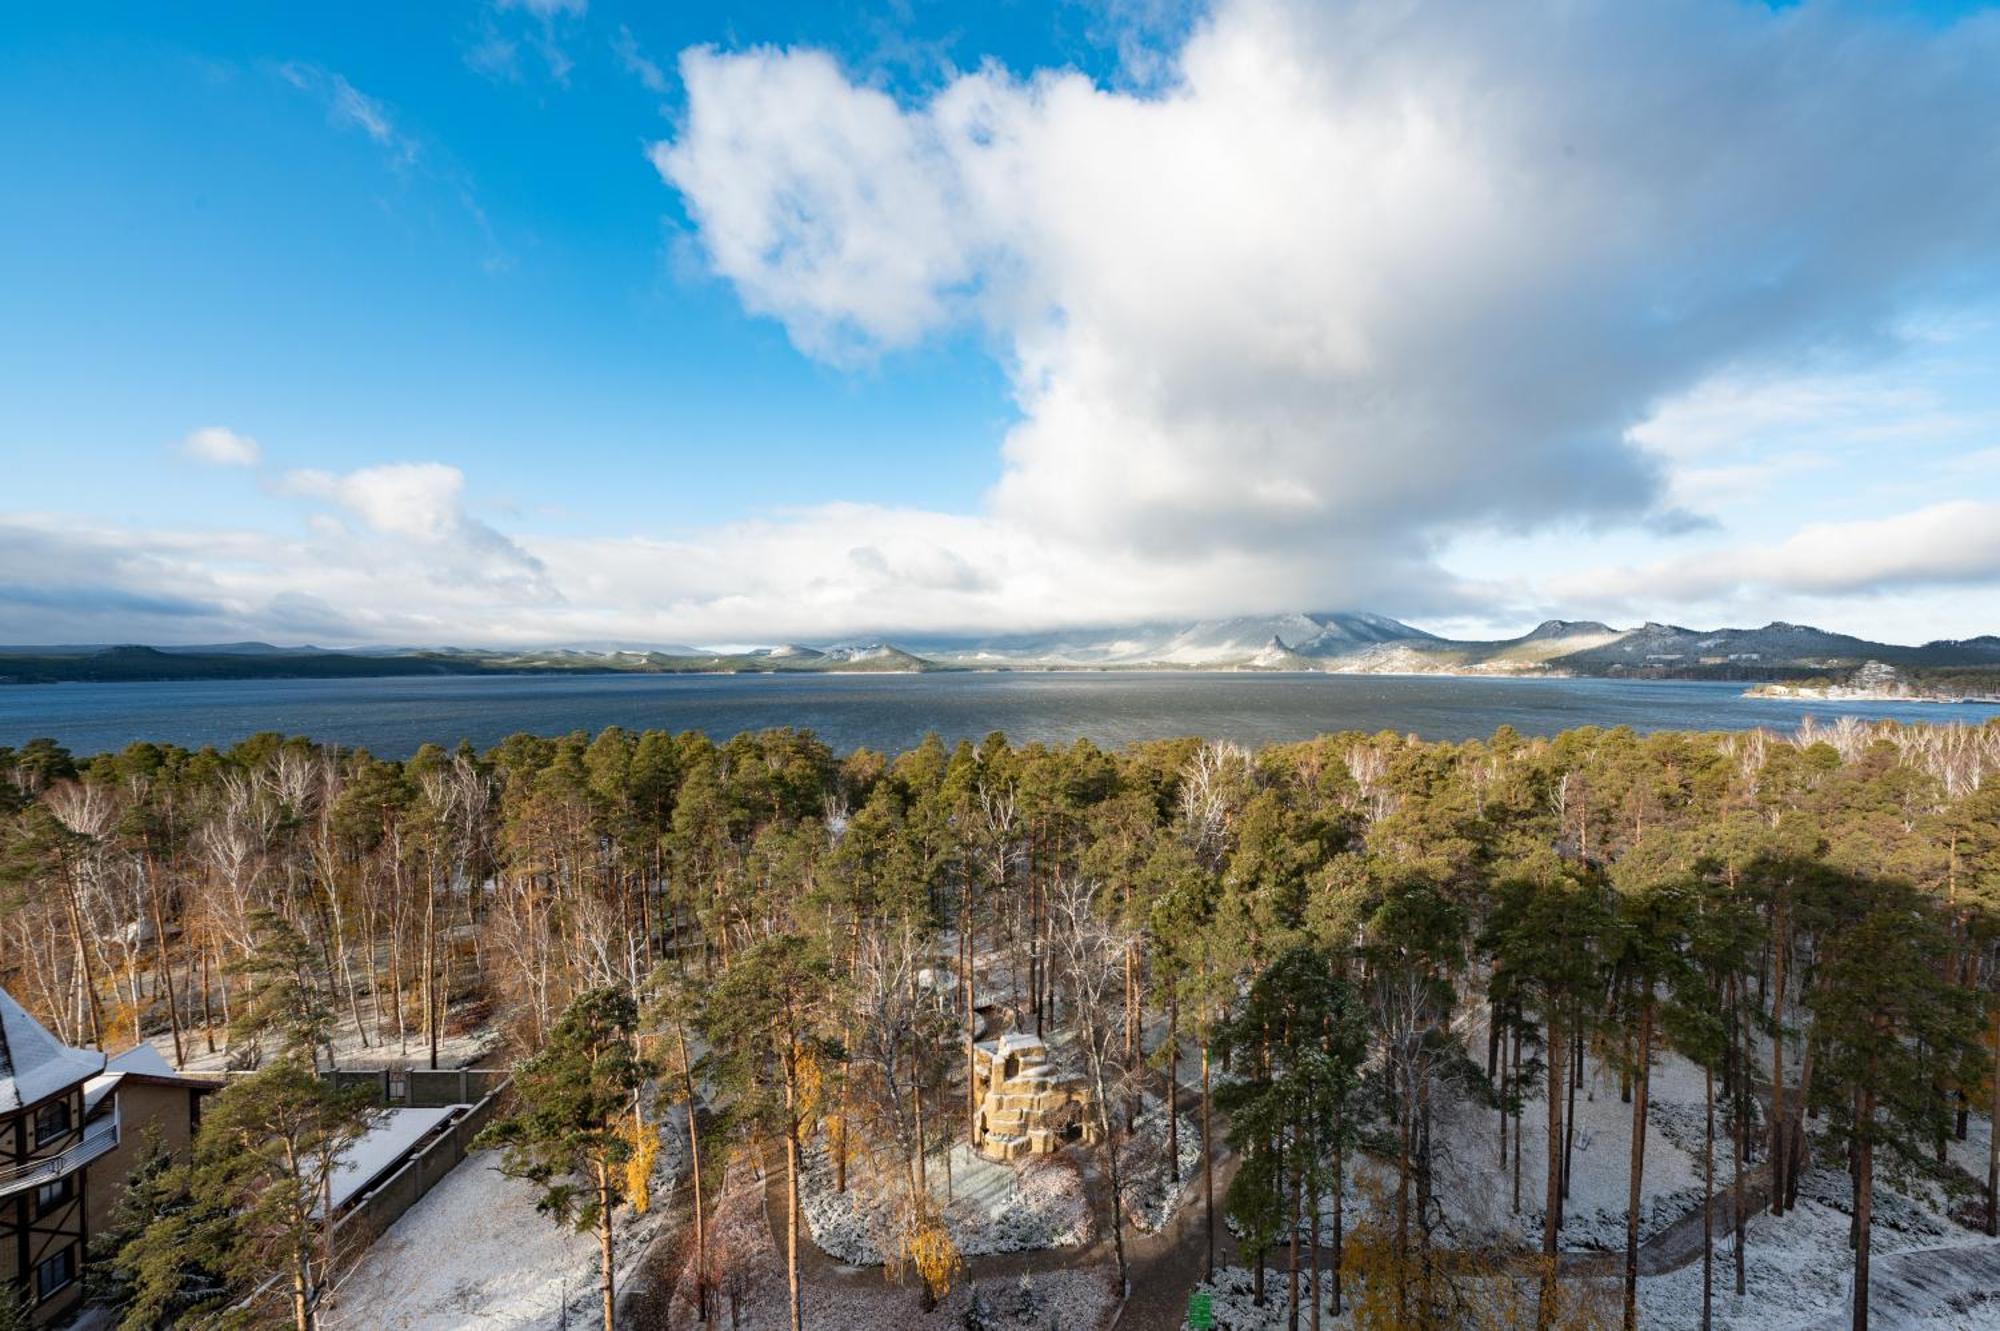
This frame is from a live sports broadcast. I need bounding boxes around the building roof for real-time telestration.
[0,986,105,1113]
[107,1043,175,1078]
[84,1041,222,1114]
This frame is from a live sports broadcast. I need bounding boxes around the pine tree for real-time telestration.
[643,967,716,1322]
[165,1056,374,1331]
[1481,861,1614,1327]
[703,934,841,1331]
[93,1128,236,1329]
[1605,864,1694,1331]
[0,1280,29,1331]
[1216,944,1371,1325]
[226,908,335,1070]
[1811,878,1986,1331]
[477,986,653,1331]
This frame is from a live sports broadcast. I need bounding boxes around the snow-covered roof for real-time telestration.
[324,1107,458,1214]
[107,1043,176,1077]
[0,986,105,1113]
[974,1031,1050,1059]
[84,1041,197,1113]
[84,1074,118,1116]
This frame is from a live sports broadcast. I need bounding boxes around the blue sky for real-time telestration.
[0,2,1069,533]
[3,0,2000,647]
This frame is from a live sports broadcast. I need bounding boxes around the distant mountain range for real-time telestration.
[5,612,2000,685]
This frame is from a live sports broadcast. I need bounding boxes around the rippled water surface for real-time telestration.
[3,671,1997,758]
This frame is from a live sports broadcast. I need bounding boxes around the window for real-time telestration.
[35,1245,77,1302]
[34,1174,73,1217]
[34,1098,71,1147]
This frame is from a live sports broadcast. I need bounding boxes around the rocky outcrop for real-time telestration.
[970,1033,1095,1162]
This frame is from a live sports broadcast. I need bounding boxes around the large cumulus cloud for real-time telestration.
[13,0,2000,649]
[655,0,2000,605]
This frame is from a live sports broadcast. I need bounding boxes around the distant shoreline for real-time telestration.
[1743,683,2000,705]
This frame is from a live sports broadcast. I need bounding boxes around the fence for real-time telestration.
[324,1066,509,1107]
[332,1075,511,1246]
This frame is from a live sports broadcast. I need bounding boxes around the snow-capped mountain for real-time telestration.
[906,612,1438,667]
[11,615,1998,683]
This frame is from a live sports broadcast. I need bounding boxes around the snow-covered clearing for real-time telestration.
[1193,1176,2000,1331]
[1434,1022,1710,1251]
[1179,1266,1356,1331]
[799,1139,1090,1265]
[676,1162,1116,1331]
[1945,1111,1994,1197]
[326,1104,688,1330]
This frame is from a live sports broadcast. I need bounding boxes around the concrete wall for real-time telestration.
[333,1079,509,1248]
[324,1068,507,1108]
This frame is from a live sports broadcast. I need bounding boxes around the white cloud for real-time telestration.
[652,48,978,360]
[655,0,2000,605]
[475,0,584,85]
[613,26,669,94]
[14,0,2000,649]
[278,64,419,167]
[278,463,556,601]
[1550,501,2000,609]
[179,426,261,468]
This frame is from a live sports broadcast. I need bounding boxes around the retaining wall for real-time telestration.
[333,1077,511,1246]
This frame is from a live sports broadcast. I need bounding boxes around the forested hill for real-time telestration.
[0,642,944,683]
[6,613,2000,683]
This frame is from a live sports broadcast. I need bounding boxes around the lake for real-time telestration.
[2,671,1997,759]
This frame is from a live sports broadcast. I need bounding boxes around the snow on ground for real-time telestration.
[676,1162,1117,1331]
[1195,1175,2000,1331]
[147,998,503,1074]
[327,1106,457,1212]
[1635,1165,2000,1330]
[327,1104,687,1330]
[1946,1111,1994,1199]
[799,1139,1090,1265]
[1433,1023,1709,1251]
[1121,1102,1201,1234]
[1179,1266,1354,1331]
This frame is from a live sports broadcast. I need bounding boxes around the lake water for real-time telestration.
[2,672,1997,759]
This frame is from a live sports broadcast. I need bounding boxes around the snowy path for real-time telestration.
[1795,1244,2000,1331]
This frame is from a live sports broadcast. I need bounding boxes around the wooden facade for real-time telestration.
[0,990,107,1327]
[0,990,221,1325]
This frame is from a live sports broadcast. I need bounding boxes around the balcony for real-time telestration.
[0,1106,119,1199]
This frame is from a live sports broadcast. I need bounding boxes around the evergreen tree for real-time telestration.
[702,935,840,1331]
[1216,943,1371,1326]
[93,1128,236,1329]
[0,1280,28,1331]
[1810,879,1986,1331]
[477,986,653,1331]
[227,908,335,1070]
[163,1057,373,1331]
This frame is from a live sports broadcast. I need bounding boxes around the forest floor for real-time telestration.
[142,994,504,1074]
[1172,1112,2000,1330]
[797,1138,1092,1265]
[322,1014,2000,1331]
